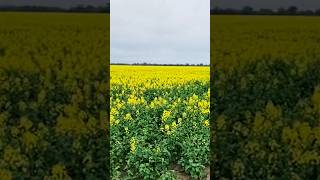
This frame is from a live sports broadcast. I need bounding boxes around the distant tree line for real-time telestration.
[111,62,209,66]
[0,4,110,13]
[211,6,320,16]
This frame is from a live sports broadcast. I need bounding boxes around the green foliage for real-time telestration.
[213,59,320,179]
[212,16,320,179]
[110,67,210,179]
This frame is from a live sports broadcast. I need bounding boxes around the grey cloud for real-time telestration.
[111,0,210,64]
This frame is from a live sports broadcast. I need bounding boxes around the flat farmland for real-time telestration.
[212,15,320,179]
[0,12,109,179]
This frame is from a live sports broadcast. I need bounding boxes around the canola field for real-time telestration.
[212,15,320,179]
[0,13,109,179]
[110,65,210,179]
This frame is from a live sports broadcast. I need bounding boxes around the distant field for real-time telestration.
[0,13,109,179]
[212,15,320,179]
[212,15,320,71]
[110,65,210,179]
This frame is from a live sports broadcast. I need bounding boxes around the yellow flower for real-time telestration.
[203,120,209,127]
[52,164,65,176]
[150,102,155,108]
[22,131,38,151]
[19,117,33,130]
[171,121,177,129]
[124,113,133,121]
[130,137,137,152]
[3,146,25,167]
[162,110,171,122]
[50,164,71,179]
[165,124,170,132]
[265,101,282,120]
[0,169,11,180]
[55,116,87,136]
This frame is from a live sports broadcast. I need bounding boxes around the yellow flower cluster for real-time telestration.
[203,120,210,127]
[45,164,71,180]
[0,169,12,180]
[150,97,168,109]
[130,137,137,153]
[111,66,209,89]
[161,110,171,122]
[124,113,133,121]
[110,65,210,129]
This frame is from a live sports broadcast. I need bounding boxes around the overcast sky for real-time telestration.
[212,0,320,10]
[111,0,210,65]
[0,0,108,7]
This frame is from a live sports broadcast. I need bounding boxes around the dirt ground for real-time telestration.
[171,164,210,180]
